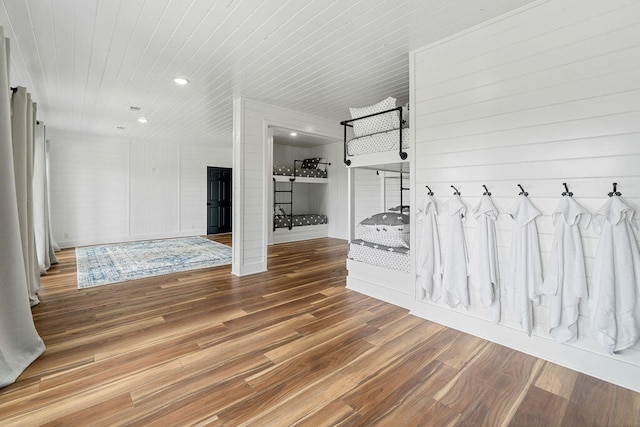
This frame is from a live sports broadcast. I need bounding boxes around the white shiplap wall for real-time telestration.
[129,141,180,236]
[410,0,640,392]
[49,134,130,246]
[49,131,231,247]
[232,99,343,276]
[354,169,382,226]
[318,141,348,240]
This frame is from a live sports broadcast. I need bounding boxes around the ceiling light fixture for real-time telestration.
[173,77,189,85]
[137,117,148,123]
[290,132,297,137]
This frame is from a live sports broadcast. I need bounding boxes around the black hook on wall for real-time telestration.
[451,185,461,195]
[517,184,528,197]
[608,182,622,197]
[425,185,434,196]
[562,183,573,197]
[482,185,491,196]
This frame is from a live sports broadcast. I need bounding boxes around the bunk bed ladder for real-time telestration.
[273,178,293,231]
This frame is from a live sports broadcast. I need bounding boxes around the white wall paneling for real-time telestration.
[410,0,640,392]
[49,130,231,248]
[232,98,344,276]
[354,169,383,225]
[49,133,130,248]
[320,141,348,240]
[129,141,180,237]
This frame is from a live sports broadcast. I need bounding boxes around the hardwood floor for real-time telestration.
[1,236,639,426]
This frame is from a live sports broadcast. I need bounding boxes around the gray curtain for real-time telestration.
[34,120,58,272]
[0,27,45,388]
[46,139,60,255]
[11,87,41,304]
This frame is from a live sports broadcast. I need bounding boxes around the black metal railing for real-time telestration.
[340,106,406,166]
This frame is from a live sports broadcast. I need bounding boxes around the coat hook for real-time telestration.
[562,182,573,197]
[451,185,461,195]
[482,185,492,196]
[517,184,528,197]
[608,182,622,197]
[425,185,434,196]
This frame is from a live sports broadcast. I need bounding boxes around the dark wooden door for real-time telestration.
[207,167,232,234]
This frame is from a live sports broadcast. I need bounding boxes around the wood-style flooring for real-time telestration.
[1,236,639,426]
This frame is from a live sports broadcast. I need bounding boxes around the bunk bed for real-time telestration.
[342,97,413,309]
[272,158,330,244]
[340,96,410,170]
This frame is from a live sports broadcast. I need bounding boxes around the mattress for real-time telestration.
[274,214,328,229]
[347,127,410,157]
[348,239,410,272]
[273,165,327,178]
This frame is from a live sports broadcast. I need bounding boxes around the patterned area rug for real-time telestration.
[76,236,232,289]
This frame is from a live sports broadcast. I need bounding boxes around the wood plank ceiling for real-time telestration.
[0,0,536,147]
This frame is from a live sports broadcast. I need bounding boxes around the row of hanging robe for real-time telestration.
[416,183,640,355]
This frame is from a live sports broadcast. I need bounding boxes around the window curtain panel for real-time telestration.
[0,27,46,388]
[11,87,41,304]
[46,139,60,255]
[33,120,58,272]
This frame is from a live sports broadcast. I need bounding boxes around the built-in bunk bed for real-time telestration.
[272,158,331,243]
[341,97,413,309]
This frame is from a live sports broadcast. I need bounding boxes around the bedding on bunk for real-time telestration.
[349,212,410,271]
[273,165,327,178]
[347,127,410,156]
[348,239,410,272]
[274,214,328,229]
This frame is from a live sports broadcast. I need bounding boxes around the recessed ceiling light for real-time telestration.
[290,132,297,137]
[137,117,148,123]
[173,77,189,85]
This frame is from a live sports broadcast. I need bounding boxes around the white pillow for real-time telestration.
[402,103,409,128]
[349,97,399,137]
[316,158,328,172]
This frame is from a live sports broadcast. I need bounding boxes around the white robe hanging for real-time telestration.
[416,195,442,302]
[506,195,543,336]
[591,196,640,354]
[542,196,590,343]
[442,195,469,309]
[469,195,500,324]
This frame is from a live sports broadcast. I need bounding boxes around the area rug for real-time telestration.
[76,236,232,289]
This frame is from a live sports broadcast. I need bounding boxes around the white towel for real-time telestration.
[442,195,469,309]
[416,195,442,302]
[543,196,590,343]
[591,196,640,353]
[469,195,500,324]
[506,195,543,336]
